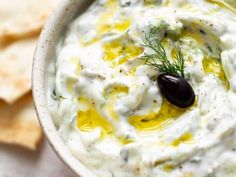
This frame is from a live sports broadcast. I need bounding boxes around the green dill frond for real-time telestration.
[141,24,186,78]
[173,45,185,77]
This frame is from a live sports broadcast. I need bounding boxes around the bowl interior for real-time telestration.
[32,0,97,177]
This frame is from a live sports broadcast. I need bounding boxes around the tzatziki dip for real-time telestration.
[47,0,236,176]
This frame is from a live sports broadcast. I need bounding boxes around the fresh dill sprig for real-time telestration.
[141,24,186,78]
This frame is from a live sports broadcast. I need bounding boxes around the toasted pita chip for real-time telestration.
[0,37,38,104]
[0,92,42,150]
[0,0,60,42]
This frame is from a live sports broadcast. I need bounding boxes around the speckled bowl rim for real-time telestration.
[32,0,97,177]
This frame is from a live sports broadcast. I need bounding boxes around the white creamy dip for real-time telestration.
[47,0,236,176]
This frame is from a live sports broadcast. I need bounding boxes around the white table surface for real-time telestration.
[0,138,77,177]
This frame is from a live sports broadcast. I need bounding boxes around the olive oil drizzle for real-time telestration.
[81,0,132,46]
[206,0,236,13]
[103,37,143,67]
[129,99,188,132]
[202,57,229,89]
[77,87,132,144]
[77,97,114,138]
[170,132,193,147]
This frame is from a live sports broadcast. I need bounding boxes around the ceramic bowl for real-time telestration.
[32,0,97,176]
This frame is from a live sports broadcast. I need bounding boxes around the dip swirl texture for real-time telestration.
[47,0,236,176]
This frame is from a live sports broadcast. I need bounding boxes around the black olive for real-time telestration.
[157,73,195,108]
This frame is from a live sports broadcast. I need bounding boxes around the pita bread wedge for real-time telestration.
[0,37,38,104]
[0,92,42,150]
[0,0,60,42]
